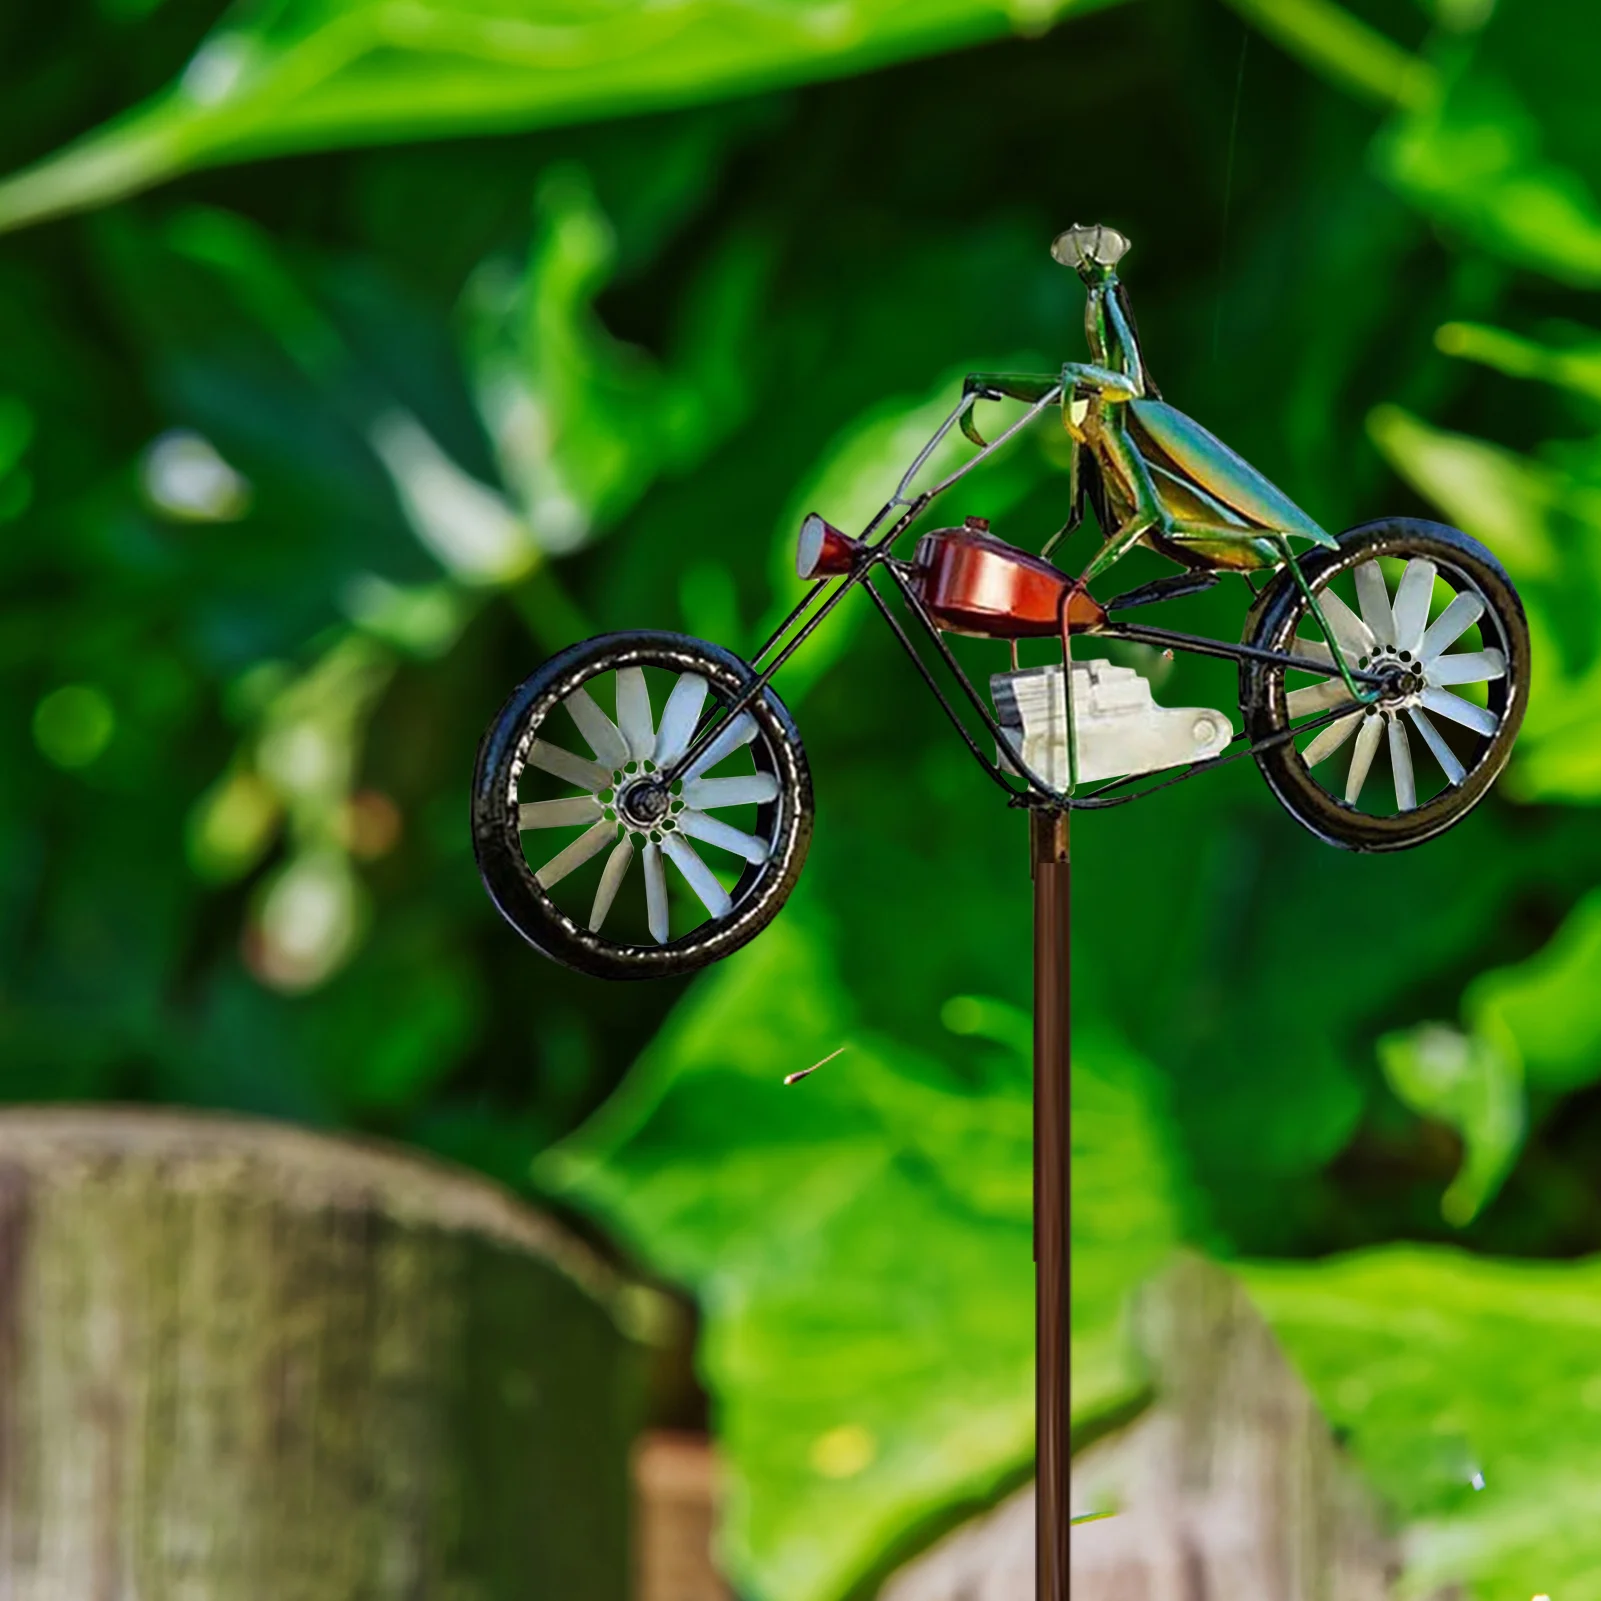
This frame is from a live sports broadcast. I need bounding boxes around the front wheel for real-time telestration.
[473,631,812,979]
[1242,519,1529,852]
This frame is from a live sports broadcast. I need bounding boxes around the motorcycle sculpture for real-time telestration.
[473,224,1529,979]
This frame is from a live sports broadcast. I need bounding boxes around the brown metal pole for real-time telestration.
[1032,806,1070,1601]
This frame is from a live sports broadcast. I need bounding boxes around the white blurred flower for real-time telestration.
[141,429,251,522]
[247,850,364,993]
[369,410,536,585]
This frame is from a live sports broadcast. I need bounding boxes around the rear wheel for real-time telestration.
[1242,519,1529,851]
[473,632,812,978]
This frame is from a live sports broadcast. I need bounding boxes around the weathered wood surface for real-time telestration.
[633,1431,731,1601]
[881,1255,1454,1601]
[0,1108,637,1601]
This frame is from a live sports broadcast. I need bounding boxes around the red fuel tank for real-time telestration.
[912,519,1104,639]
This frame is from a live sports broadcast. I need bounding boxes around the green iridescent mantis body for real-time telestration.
[961,223,1338,586]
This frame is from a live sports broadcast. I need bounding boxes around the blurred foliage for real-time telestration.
[1247,1248,1601,1601]
[5,0,1601,1598]
[541,916,1184,1599]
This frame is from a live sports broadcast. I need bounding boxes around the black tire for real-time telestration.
[1242,519,1529,852]
[472,631,812,979]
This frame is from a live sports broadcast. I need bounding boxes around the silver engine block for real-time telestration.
[991,660,1233,788]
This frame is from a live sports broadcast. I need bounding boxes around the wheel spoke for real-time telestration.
[654,674,709,767]
[683,713,758,783]
[643,841,669,944]
[615,667,655,763]
[1430,648,1506,686]
[1290,638,1338,671]
[1408,706,1466,785]
[661,833,733,919]
[564,686,630,769]
[678,809,769,864]
[1418,592,1485,662]
[528,739,612,793]
[1287,678,1357,717]
[1421,687,1499,737]
[1302,710,1363,767]
[519,795,603,830]
[681,772,779,810]
[1344,714,1384,804]
[1390,558,1437,655]
[1354,562,1395,648]
[535,818,616,889]
[588,834,635,933]
[1389,715,1417,811]
[1314,588,1376,659]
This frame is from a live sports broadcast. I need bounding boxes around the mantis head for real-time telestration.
[1051,223,1131,285]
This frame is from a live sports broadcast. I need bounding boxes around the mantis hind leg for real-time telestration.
[1163,519,1283,571]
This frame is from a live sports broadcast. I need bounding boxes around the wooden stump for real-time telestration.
[880,1255,1453,1601]
[632,1432,731,1601]
[0,1109,638,1601]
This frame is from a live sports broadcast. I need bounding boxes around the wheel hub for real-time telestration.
[617,776,672,829]
[1362,644,1427,708]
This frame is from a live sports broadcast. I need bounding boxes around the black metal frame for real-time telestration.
[653,388,1393,814]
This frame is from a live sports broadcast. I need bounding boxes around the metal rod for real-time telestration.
[861,579,1021,794]
[1032,807,1070,1601]
[748,576,832,669]
[1096,620,1389,688]
[660,499,936,786]
[923,386,1063,499]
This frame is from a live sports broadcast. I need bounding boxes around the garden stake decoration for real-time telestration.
[473,224,1531,1598]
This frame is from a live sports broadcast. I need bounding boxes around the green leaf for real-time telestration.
[1376,1023,1523,1225]
[540,907,1185,1601]
[1379,62,1601,287]
[463,162,768,553]
[1220,0,1434,110]
[1245,1247,1601,1601]
[1367,404,1561,581]
[0,0,1104,235]
[1437,319,1601,405]
[1466,886,1601,1098]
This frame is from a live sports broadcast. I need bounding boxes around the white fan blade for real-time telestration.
[535,819,616,889]
[1407,706,1466,785]
[682,713,759,783]
[1390,558,1437,656]
[681,772,780,810]
[1418,592,1485,662]
[1421,687,1499,737]
[654,673,709,766]
[1302,711,1363,767]
[678,809,769,864]
[564,686,630,769]
[1354,561,1395,648]
[615,667,655,763]
[1389,716,1417,811]
[1344,714,1384,804]
[1430,648,1506,686]
[643,841,669,944]
[527,739,611,793]
[1313,588,1376,659]
[588,834,635,933]
[1287,678,1356,717]
[661,833,733,919]
[519,795,603,830]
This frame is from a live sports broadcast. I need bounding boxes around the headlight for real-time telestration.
[796,513,860,580]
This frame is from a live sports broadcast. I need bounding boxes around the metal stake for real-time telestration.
[1032,806,1070,1601]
